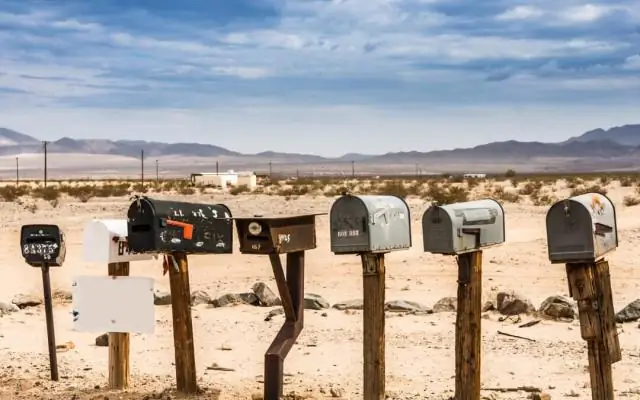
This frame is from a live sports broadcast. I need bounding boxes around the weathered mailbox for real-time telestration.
[422,198,505,255]
[126,196,233,254]
[20,224,66,267]
[329,194,412,254]
[84,219,156,263]
[235,214,321,254]
[546,192,617,263]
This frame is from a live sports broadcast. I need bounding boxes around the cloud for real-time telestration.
[0,0,637,153]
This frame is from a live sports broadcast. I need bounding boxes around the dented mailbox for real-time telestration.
[235,214,324,254]
[83,219,156,263]
[422,199,505,255]
[126,196,233,254]
[329,194,411,254]
[20,224,66,267]
[546,193,617,263]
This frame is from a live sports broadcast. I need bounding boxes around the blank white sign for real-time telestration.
[72,275,155,334]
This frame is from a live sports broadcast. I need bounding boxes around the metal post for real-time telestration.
[16,157,19,186]
[155,159,159,183]
[41,264,59,381]
[351,160,355,178]
[216,161,219,175]
[269,161,272,179]
[43,141,48,187]
[140,150,144,186]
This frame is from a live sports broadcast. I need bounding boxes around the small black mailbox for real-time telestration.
[235,214,325,254]
[126,196,233,254]
[20,224,66,267]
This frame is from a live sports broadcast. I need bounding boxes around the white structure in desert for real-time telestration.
[190,170,257,189]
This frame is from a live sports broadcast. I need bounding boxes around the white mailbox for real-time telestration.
[83,219,156,263]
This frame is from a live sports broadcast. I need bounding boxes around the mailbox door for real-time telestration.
[269,216,318,253]
[330,195,370,254]
[422,206,455,254]
[453,199,505,253]
[360,195,411,253]
[546,199,595,263]
[127,198,159,253]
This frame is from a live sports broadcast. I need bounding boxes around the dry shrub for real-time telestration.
[570,185,607,197]
[32,186,60,201]
[530,192,556,206]
[599,176,611,186]
[423,183,469,205]
[620,177,634,187]
[132,183,148,193]
[178,186,195,195]
[492,186,520,203]
[0,185,30,202]
[518,181,543,196]
[373,180,410,198]
[623,195,640,207]
[229,185,250,195]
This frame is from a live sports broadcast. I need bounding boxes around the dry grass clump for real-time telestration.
[623,195,640,207]
[490,186,520,203]
[570,184,607,197]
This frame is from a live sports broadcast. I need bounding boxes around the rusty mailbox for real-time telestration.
[546,192,617,264]
[126,196,233,254]
[235,214,324,254]
[329,194,412,254]
[422,199,505,255]
[21,224,67,267]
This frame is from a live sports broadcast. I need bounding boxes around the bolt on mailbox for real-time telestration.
[235,214,323,254]
[546,192,617,264]
[329,194,412,254]
[20,224,66,267]
[422,198,505,255]
[126,196,233,254]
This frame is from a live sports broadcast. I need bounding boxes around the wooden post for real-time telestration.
[107,262,130,390]
[566,259,620,400]
[167,252,198,394]
[264,252,305,400]
[455,250,482,400]
[361,253,386,400]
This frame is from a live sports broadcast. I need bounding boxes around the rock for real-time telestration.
[0,301,19,317]
[11,293,42,309]
[433,297,457,313]
[153,289,172,305]
[52,289,72,302]
[304,293,330,310]
[539,295,577,320]
[95,334,108,347]
[212,293,258,307]
[333,299,364,310]
[265,308,284,321]
[530,393,551,400]
[190,290,212,306]
[385,300,432,313]
[251,282,281,307]
[496,291,535,316]
[482,301,496,312]
[616,299,640,323]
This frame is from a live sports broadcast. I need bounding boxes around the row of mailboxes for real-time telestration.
[19,192,619,266]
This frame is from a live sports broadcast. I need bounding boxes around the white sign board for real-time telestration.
[72,275,155,334]
[83,219,156,263]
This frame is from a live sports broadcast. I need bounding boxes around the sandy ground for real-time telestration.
[0,187,639,399]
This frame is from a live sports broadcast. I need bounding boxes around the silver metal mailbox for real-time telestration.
[329,194,412,254]
[422,199,505,255]
[545,192,618,264]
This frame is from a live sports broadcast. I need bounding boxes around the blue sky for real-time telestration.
[0,0,638,156]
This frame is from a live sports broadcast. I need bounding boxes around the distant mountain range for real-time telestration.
[0,124,639,166]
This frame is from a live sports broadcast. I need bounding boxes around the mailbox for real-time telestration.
[329,194,411,254]
[546,193,617,263]
[235,214,325,254]
[126,196,233,254]
[20,224,66,267]
[83,219,156,263]
[422,199,505,255]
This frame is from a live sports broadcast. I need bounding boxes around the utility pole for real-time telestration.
[140,149,144,186]
[155,159,159,183]
[15,157,19,186]
[43,141,48,187]
[216,160,219,175]
[269,160,272,179]
[351,160,355,179]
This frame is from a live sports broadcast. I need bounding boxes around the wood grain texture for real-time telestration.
[107,261,130,390]
[361,253,386,400]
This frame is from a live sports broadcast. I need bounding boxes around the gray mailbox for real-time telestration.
[422,199,505,255]
[329,194,411,254]
[546,192,617,264]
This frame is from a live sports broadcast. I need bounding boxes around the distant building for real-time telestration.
[190,170,257,189]
[463,173,487,179]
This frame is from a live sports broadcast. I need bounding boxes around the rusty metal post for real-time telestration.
[264,251,305,400]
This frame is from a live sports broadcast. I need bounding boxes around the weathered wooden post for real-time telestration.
[422,199,506,400]
[20,224,67,382]
[78,219,157,389]
[329,194,412,400]
[234,213,324,400]
[126,196,234,394]
[545,192,620,400]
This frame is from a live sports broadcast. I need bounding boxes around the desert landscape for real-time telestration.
[0,174,638,400]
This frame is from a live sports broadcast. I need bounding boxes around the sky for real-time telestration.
[0,0,638,156]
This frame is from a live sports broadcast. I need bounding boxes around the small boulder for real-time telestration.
[265,308,284,321]
[304,293,330,310]
[212,293,255,307]
[385,300,432,314]
[333,299,364,311]
[190,290,212,306]
[12,294,42,309]
[615,299,640,323]
[539,295,577,320]
[433,297,457,313]
[153,289,172,306]
[0,301,19,317]
[496,291,535,316]
[95,333,109,347]
[251,282,281,307]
